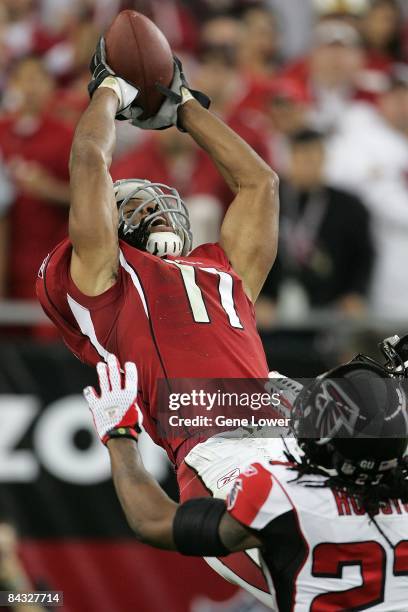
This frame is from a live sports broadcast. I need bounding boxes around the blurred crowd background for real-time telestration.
[0,2,408,610]
[0,0,407,367]
[0,0,408,343]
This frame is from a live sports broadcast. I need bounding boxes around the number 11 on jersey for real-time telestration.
[169,262,244,329]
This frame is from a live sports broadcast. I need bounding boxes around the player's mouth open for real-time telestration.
[149,217,172,232]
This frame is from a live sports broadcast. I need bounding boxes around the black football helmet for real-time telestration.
[292,334,408,485]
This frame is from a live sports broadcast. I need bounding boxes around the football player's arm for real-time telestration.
[108,438,259,552]
[85,356,259,553]
[108,439,177,548]
[69,88,120,296]
[179,101,279,303]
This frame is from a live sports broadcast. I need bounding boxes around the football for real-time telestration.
[105,10,174,118]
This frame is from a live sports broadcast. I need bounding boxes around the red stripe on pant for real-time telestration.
[177,460,269,594]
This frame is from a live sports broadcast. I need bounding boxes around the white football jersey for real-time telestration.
[227,460,408,612]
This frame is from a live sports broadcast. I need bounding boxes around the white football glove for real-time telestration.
[83,354,143,445]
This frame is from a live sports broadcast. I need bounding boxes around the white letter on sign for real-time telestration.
[34,396,110,485]
[0,396,39,481]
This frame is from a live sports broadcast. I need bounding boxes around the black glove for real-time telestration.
[88,37,139,120]
[88,37,114,98]
[129,56,210,131]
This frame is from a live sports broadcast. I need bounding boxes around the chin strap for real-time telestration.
[146,231,183,258]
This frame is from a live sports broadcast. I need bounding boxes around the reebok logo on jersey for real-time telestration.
[217,468,240,489]
[37,253,50,279]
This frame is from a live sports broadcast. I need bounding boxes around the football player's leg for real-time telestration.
[177,436,283,609]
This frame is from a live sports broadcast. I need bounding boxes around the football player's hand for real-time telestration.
[264,372,304,420]
[83,354,143,445]
[129,56,210,131]
[88,37,139,119]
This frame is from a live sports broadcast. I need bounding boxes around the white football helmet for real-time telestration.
[114,178,192,257]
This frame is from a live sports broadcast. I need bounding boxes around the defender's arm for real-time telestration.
[69,88,120,296]
[108,438,259,552]
[179,101,279,303]
[108,438,177,548]
[85,356,259,553]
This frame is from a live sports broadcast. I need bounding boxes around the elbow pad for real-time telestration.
[173,498,229,557]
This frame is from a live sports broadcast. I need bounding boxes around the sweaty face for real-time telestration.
[122,198,173,233]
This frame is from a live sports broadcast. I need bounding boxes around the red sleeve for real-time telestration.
[227,463,274,528]
[227,463,293,530]
[189,242,231,269]
[36,238,125,363]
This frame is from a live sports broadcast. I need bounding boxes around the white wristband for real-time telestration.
[180,86,194,106]
[99,76,122,109]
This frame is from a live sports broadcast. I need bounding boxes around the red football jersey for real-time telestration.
[36,239,269,463]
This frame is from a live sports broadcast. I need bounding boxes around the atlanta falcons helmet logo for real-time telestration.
[313,379,362,442]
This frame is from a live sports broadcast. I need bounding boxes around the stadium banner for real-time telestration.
[0,341,238,612]
[2,342,400,611]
